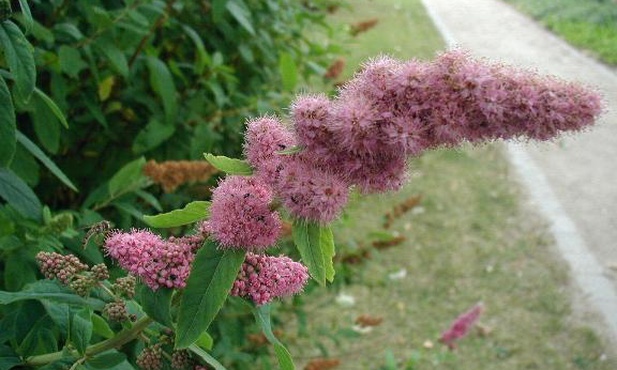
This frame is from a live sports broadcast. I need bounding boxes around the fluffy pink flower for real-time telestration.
[206,176,281,250]
[104,229,195,290]
[277,158,349,223]
[292,94,335,158]
[243,116,296,187]
[230,253,309,305]
[439,302,485,350]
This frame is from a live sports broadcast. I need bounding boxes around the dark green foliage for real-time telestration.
[0,0,341,291]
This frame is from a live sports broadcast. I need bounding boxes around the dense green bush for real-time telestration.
[0,0,341,291]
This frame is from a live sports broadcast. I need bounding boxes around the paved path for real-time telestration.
[421,0,617,347]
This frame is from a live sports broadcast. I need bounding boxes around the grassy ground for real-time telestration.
[278,0,617,369]
[501,0,617,66]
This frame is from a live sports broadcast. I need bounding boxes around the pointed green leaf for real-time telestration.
[175,241,245,348]
[29,94,60,154]
[96,40,128,78]
[278,52,297,91]
[0,168,41,220]
[187,344,227,370]
[70,307,93,355]
[16,131,77,191]
[146,56,177,125]
[204,153,252,175]
[108,157,148,198]
[33,88,68,128]
[17,0,33,33]
[0,21,35,101]
[91,313,114,339]
[137,285,173,327]
[0,75,15,167]
[143,201,210,228]
[226,0,255,35]
[253,304,295,370]
[181,25,210,74]
[292,220,335,285]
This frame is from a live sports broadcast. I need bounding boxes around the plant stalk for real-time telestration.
[24,316,154,367]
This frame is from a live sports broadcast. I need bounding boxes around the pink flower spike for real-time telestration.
[439,302,485,350]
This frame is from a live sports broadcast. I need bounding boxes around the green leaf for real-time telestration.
[175,241,245,348]
[0,168,41,220]
[33,88,68,128]
[16,131,77,191]
[181,25,210,74]
[204,153,252,175]
[131,118,175,154]
[321,225,336,282]
[40,301,70,336]
[108,157,148,198]
[58,45,87,79]
[28,91,61,154]
[253,304,295,370]
[195,331,214,351]
[0,75,15,167]
[91,313,114,339]
[17,0,33,33]
[0,21,35,101]
[292,220,336,286]
[134,189,162,212]
[0,280,105,310]
[188,344,227,370]
[3,252,36,290]
[85,350,127,369]
[226,0,255,35]
[18,315,58,357]
[0,344,22,370]
[278,52,298,91]
[95,39,128,78]
[143,201,210,228]
[146,56,177,125]
[70,307,93,355]
[137,285,173,327]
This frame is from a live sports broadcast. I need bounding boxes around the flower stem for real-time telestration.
[24,316,154,367]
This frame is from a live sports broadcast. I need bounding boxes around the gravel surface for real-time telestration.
[421,0,617,347]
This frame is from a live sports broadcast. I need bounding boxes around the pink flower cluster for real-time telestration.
[104,229,198,290]
[208,49,601,254]
[243,116,350,224]
[204,176,282,250]
[439,302,485,349]
[230,253,309,305]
